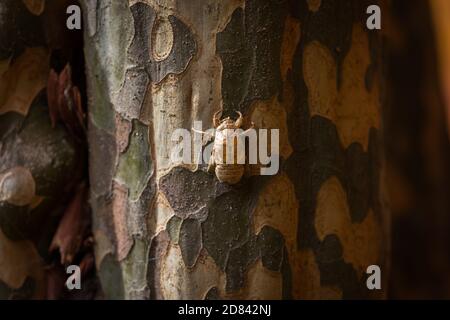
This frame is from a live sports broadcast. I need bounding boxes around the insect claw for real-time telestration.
[213,109,222,128]
[235,111,243,128]
[191,128,208,135]
[192,128,214,144]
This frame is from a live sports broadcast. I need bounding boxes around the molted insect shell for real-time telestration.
[215,164,245,185]
[208,111,249,185]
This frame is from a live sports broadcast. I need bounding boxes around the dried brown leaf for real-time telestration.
[44,264,66,300]
[47,64,85,139]
[79,252,95,276]
[49,184,89,265]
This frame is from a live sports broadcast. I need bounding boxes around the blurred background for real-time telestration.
[386,0,450,299]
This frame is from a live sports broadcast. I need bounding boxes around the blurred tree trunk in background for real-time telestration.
[431,0,450,140]
[0,0,93,300]
[82,0,389,299]
[386,0,450,299]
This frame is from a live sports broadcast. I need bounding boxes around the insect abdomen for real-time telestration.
[215,164,245,185]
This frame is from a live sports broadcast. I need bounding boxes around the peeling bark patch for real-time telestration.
[257,226,284,272]
[89,122,116,197]
[160,167,285,294]
[159,167,231,220]
[115,68,149,120]
[166,215,182,244]
[147,231,170,300]
[112,182,133,261]
[224,226,288,293]
[116,120,153,201]
[179,218,202,268]
[225,237,259,292]
[216,0,287,116]
[115,114,132,154]
[316,235,364,299]
[203,190,254,270]
[91,197,116,268]
[83,0,98,37]
[129,2,197,84]
[98,253,125,300]
[151,16,174,62]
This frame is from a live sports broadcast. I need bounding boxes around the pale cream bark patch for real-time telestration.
[303,25,380,150]
[314,176,382,277]
[147,192,175,237]
[0,229,44,297]
[0,48,49,117]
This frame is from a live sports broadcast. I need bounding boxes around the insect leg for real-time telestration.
[208,149,216,173]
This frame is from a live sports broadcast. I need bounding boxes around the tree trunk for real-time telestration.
[82,0,389,300]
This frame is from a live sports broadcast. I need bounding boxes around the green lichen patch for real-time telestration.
[116,120,153,201]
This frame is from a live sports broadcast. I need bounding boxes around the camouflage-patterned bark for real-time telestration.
[0,0,85,299]
[83,0,389,299]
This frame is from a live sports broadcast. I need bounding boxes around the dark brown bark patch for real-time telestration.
[179,218,202,268]
[316,234,366,299]
[129,2,197,84]
[216,0,287,116]
[257,226,285,272]
[159,167,231,220]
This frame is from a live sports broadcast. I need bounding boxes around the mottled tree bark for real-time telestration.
[0,0,79,299]
[83,0,389,299]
